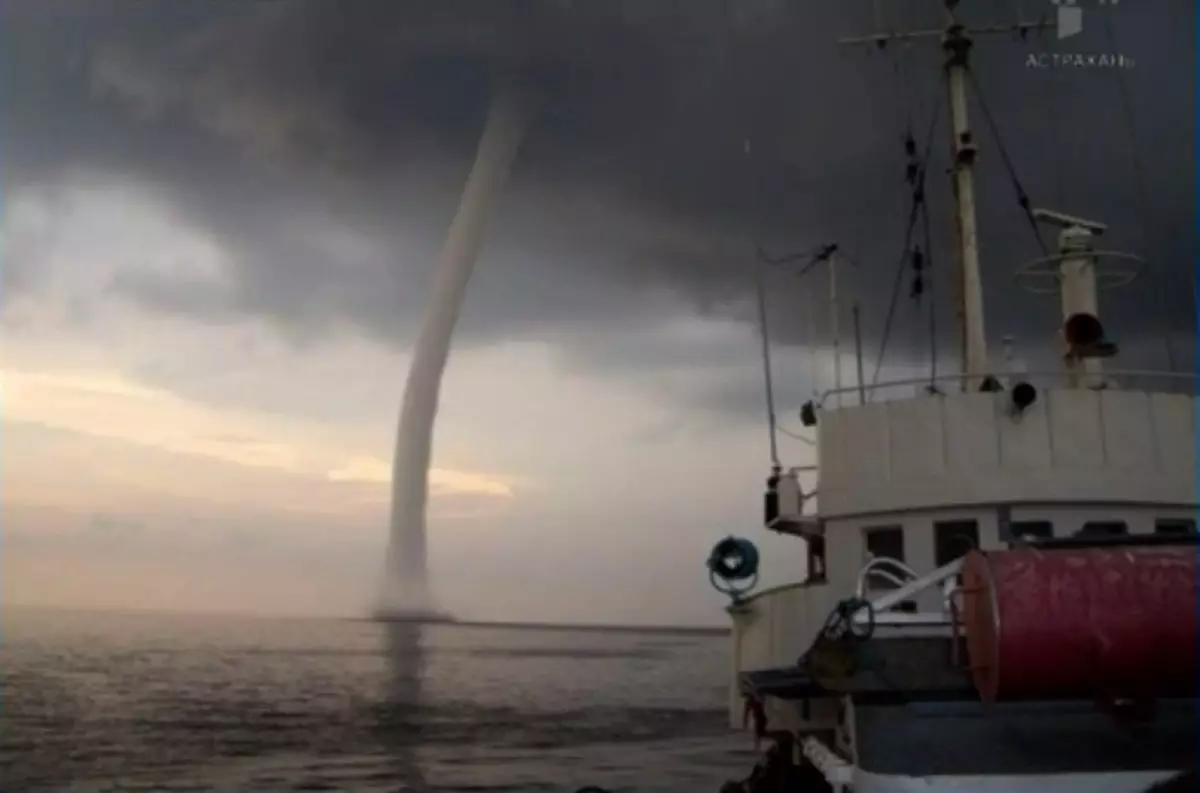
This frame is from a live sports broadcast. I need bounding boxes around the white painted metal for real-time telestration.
[838,21,1050,48]
[944,25,989,389]
[868,611,956,627]
[1009,504,1197,535]
[801,736,854,788]
[855,557,968,627]
[1013,209,1145,390]
[728,605,747,728]
[805,284,820,398]
[856,557,920,598]
[1014,250,1143,298]
[1056,231,1105,322]
[853,303,868,405]
[819,368,1194,405]
[1033,211,1108,388]
[733,494,1197,679]
[814,389,1197,518]
[830,251,843,408]
[1058,230,1104,388]
[753,256,781,467]
[727,583,844,731]
[803,736,1178,793]
[860,558,963,615]
[728,9,1195,788]
[775,470,803,518]
[730,583,841,677]
[838,13,1048,389]
[727,396,1197,717]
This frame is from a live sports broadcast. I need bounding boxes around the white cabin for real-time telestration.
[728,375,1198,731]
[718,8,1197,791]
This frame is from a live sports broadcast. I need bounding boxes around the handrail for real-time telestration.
[863,568,910,591]
[855,558,966,625]
[855,557,918,599]
[816,368,1198,408]
[730,579,811,607]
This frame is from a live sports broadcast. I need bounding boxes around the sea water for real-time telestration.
[0,608,753,792]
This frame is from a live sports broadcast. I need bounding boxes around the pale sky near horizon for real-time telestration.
[2,174,824,622]
[2,1,1193,624]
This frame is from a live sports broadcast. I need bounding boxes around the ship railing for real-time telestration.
[815,367,1197,409]
[855,557,919,595]
[852,557,966,629]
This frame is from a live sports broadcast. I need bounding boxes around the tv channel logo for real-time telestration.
[1049,0,1120,41]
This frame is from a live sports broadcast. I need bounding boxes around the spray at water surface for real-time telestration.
[378,83,532,619]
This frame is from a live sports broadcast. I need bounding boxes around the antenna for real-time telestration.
[852,303,868,405]
[819,244,843,408]
[839,1,1050,391]
[753,255,782,467]
[1031,208,1107,235]
[758,243,845,408]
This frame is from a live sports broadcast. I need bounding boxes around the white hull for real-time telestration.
[803,737,1181,793]
[717,11,1198,793]
[852,770,1178,793]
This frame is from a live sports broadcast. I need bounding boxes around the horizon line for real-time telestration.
[3,603,730,634]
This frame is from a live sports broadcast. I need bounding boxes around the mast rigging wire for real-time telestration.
[962,66,1048,256]
[919,168,939,387]
[754,256,781,468]
[1047,55,1067,209]
[869,74,943,391]
[778,425,816,444]
[758,244,839,403]
[1101,9,1184,373]
[805,280,820,397]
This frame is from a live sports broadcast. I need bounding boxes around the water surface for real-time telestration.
[1,609,753,792]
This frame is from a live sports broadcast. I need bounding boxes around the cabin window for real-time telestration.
[1078,520,1128,537]
[864,526,905,589]
[1009,520,1053,544]
[934,520,979,567]
[1155,518,1196,535]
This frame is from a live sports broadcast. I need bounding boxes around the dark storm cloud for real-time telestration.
[2,0,1194,392]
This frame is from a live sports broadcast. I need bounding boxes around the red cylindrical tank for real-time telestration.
[960,545,1198,702]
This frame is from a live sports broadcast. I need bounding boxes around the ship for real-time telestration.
[708,3,1197,792]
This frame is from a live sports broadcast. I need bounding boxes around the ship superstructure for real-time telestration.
[711,3,1197,792]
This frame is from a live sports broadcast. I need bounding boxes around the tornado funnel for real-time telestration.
[377,83,531,620]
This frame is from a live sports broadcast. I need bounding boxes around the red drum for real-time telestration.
[960,546,1198,702]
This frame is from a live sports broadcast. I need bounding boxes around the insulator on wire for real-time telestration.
[910,275,924,300]
[904,133,919,183]
[911,247,925,272]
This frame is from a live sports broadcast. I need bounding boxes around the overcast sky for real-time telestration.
[2,0,1194,624]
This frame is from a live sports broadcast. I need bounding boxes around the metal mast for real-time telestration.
[943,19,987,388]
[839,1,1047,389]
[754,256,782,468]
[826,246,844,407]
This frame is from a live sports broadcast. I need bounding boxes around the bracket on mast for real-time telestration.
[838,18,1049,48]
[837,2,1051,49]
